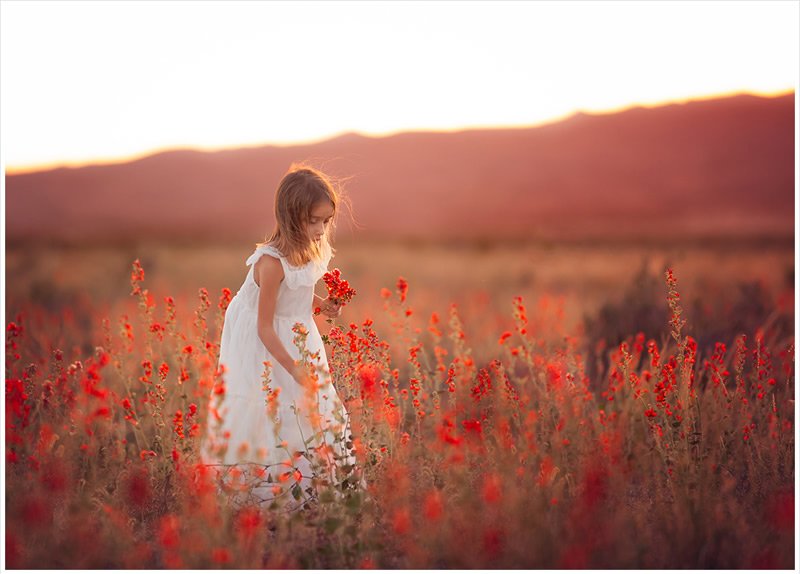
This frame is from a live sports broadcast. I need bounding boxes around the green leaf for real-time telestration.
[345,492,361,514]
[324,517,343,535]
[291,483,302,501]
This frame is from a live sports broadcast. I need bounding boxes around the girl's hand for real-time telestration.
[322,299,342,318]
[292,365,314,388]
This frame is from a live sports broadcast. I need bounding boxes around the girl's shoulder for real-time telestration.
[246,243,284,266]
[246,242,331,290]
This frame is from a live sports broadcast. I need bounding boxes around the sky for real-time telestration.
[1,0,798,173]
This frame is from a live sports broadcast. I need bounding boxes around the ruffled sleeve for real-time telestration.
[245,242,331,290]
[245,244,282,266]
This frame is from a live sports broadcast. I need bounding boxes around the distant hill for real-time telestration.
[5,92,795,244]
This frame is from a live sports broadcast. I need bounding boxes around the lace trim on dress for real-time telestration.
[245,242,331,290]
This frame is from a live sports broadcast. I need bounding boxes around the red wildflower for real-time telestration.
[130,259,145,295]
[396,277,408,302]
[392,507,411,535]
[126,473,151,509]
[463,419,483,435]
[766,490,794,532]
[6,533,20,569]
[121,397,136,420]
[357,364,380,399]
[20,495,50,527]
[158,515,181,548]
[423,490,444,521]
[219,287,232,314]
[322,268,356,306]
[537,456,556,487]
[173,410,184,439]
[236,507,262,541]
[581,465,608,509]
[483,528,505,558]
[211,547,232,564]
[482,473,502,504]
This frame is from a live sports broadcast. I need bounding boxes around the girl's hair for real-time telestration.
[263,164,339,267]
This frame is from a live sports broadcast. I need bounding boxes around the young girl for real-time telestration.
[202,165,351,508]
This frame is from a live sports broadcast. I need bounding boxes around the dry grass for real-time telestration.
[4,239,795,568]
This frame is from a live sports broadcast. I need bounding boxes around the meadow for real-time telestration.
[4,239,796,568]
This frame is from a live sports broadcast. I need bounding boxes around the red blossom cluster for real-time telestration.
[320,268,356,311]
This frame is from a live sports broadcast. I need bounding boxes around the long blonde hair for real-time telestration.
[262,164,339,267]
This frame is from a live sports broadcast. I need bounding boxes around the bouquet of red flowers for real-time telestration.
[315,268,356,315]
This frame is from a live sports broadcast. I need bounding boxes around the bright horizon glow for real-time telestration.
[2,88,795,176]
[1,0,798,173]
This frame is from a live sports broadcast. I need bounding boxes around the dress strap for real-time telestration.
[245,244,282,266]
[245,242,331,290]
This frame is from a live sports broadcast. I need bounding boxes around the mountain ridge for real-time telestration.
[5,92,795,244]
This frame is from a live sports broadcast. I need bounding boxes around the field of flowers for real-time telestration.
[4,249,796,569]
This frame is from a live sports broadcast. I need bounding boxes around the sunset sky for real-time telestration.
[1,0,797,173]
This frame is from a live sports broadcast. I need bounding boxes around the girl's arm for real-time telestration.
[254,256,307,385]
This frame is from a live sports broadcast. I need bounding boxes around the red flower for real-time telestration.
[483,528,505,558]
[482,473,502,504]
[391,507,411,535]
[158,515,181,548]
[396,277,408,302]
[581,465,608,509]
[219,288,232,313]
[423,490,444,521]
[358,364,380,399]
[322,268,356,306]
[463,419,483,435]
[126,473,151,509]
[236,507,262,541]
[767,490,794,531]
[211,547,232,564]
[20,496,50,527]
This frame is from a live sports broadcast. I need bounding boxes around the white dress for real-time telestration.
[201,242,350,507]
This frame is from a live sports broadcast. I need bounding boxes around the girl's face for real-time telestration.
[306,201,334,244]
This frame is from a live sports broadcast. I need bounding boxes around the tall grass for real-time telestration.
[5,262,795,568]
